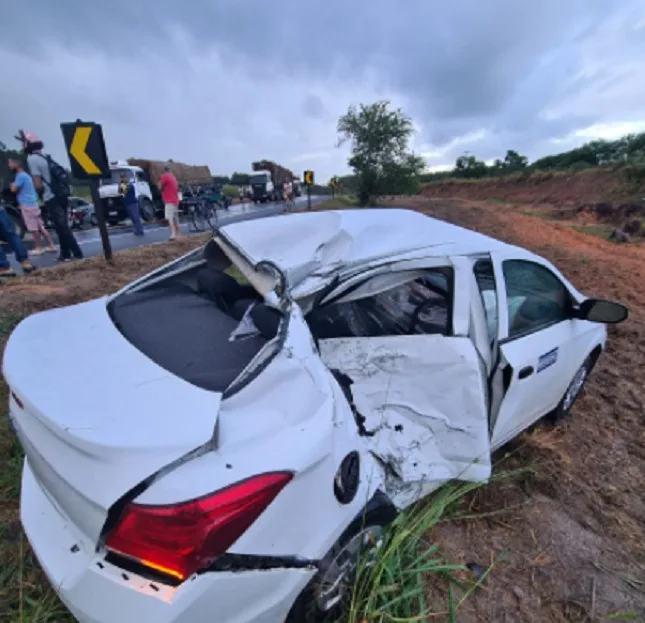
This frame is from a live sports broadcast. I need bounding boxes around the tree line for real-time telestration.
[419,132,645,182]
[335,100,645,204]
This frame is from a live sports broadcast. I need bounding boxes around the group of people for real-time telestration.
[117,164,181,240]
[1,130,84,278]
[1,133,184,278]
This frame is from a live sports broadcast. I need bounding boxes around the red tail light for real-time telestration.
[104,472,293,582]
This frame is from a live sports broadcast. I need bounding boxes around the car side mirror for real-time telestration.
[575,298,628,324]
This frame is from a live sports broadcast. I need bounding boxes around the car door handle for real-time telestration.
[518,366,534,379]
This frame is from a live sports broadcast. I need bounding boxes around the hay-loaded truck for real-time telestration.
[98,159,212,225]
[249,160,299,203]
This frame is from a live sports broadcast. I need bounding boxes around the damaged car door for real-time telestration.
[307,258,492,508]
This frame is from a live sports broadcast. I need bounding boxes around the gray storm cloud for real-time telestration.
[1,0,644,177]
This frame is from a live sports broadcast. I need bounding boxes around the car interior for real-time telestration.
[109,241,454,394]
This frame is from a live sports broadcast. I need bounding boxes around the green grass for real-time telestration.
[312,195,359,211]
[336,467,529,623]
[338,482,487,622]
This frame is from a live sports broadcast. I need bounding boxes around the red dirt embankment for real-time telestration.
[421,167,643,207]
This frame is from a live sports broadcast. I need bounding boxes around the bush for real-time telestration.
[222,184,239,199]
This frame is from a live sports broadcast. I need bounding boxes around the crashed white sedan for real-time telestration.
[5,209,627,623]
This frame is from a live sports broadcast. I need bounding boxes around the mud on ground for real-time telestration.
[382,197,645,622]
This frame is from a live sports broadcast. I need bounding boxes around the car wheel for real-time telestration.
[139,198,155,222]
[545,352,597,424]
[285,504,394,623]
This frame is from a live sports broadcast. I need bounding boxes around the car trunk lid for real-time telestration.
[4,298,221,547]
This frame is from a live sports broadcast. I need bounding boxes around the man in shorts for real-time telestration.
[9,157,56,255]
[159,165,180,240]
[21,130,83,262]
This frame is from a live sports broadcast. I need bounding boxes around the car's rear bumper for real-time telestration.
[20,460,313,623]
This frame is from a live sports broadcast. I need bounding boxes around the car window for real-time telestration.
[502,260,572,338]
[309,268,454,338]
[473,259,498,343]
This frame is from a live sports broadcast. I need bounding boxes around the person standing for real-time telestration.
[238,185,246,207]
[0,201,36,277]
[119,174,144,237]
[19,130,83,262]
[8,157,56,255]
[159,165,180,240]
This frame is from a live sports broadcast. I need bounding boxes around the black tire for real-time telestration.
[545,351,599,424]
[285,498,396,623]
[139,198,155,222]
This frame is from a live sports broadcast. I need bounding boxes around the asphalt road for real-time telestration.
[5,196,322,272]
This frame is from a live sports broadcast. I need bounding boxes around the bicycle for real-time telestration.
[189,198,217,232]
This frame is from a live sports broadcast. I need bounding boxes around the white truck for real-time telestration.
[248,169,280,203]
[98,162,157,225]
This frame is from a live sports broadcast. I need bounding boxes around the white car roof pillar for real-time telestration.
[449,256,472,337]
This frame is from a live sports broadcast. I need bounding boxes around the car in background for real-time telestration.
[4,209,628,622]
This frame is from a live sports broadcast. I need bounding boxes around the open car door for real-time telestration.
[311,256,492,508]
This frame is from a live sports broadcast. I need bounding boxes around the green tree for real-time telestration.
[230,172,250,185]
[503,149,528,171]
[0,140,23,190]
[454,153,488,178]
[337,101,425,205]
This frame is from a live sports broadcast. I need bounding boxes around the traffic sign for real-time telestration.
[303,170,314,186]
[329,177,335,188]
[60,120,112,261]
[60,121,109,179]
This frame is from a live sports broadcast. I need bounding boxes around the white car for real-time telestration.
[4,209,627,623]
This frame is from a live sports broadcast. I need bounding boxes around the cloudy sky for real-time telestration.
[2,1,644,180]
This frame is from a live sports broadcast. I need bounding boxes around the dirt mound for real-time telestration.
[421,167,643,207]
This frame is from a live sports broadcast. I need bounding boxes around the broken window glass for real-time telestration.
[309,268,453,338]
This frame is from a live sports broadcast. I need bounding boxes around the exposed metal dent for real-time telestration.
[320,334,491,507]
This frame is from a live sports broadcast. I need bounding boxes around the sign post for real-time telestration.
[303,170,314,211]
[330,177,336,199]
[61,120,112,261]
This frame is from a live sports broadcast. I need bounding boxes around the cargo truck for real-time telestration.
[250,160,296,203]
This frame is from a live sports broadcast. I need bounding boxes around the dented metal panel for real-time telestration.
[319,334,491,506]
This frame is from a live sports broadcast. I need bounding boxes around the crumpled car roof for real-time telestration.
[218,208,510,294]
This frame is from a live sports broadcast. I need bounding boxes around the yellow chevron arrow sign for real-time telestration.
[61,121,109,179]
[69,126,101,175]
